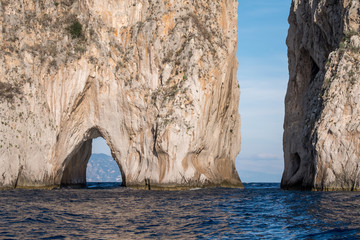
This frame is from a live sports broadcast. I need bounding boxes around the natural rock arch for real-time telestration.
[59,128,125,187]
[0,0,242,189]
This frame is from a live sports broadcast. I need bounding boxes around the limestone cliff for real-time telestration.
[283,0,360,190]
[0,0,242,189]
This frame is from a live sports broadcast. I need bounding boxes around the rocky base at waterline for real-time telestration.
[282,0,360,191]
[0,0,242,189]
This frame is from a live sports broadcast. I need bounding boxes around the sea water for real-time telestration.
[1,183,360,239]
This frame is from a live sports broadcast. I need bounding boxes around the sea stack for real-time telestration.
[0,0,242,189]
[283,0,360,190]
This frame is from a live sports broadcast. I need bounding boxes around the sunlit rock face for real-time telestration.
[0,0,242,189]
[283,0,360,190]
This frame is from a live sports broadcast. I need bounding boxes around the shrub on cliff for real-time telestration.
[67,20,83,39]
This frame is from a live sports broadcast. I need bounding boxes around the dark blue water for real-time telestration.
[1,183,360,239]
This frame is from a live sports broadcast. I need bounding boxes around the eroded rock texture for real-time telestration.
[0,0,242,189]
[283,0,360,190]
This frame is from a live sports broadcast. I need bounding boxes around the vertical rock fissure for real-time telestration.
[151,123,159,157]
[14,165,23,189]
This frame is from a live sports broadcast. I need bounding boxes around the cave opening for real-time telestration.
[86,137,122,187]
[60,130,123,188]
[290,152,301,175]
[310,56,320,83]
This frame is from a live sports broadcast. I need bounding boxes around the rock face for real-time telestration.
[283,0,360,190]
[0,0,242,189]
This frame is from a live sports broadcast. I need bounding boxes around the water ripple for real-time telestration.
[1,183,360,239]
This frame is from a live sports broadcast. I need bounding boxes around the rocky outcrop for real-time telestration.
[283,0,360,190]
[0,0,242,189]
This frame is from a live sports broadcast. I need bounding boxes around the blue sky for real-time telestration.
[92,0,292,183]
[235,0,291,182]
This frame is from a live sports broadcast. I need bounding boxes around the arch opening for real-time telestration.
[60,129,124,188]
[86,137,122,187]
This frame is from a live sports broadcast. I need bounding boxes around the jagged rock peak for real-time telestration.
[0,0,242,189]
[283,0,360,190]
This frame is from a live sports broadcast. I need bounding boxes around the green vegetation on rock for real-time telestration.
[68,20,83,39]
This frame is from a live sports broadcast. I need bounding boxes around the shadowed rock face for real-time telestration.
[283,0,360,190]
[0,0,242,189]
